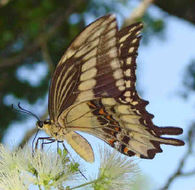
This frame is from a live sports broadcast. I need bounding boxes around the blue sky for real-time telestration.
[134,8,195,190]
[3,3,195,190]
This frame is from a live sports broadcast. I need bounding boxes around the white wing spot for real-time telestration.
[119,34,130,43]
[79,79,96,91]
[118,85,125,91]
[119,97,128,104]
[110,58,120,69]
[128,47,134,53]
[82,57,96,72]
[130,26,136,32]
[136,31,141,35]
[125,80,131,88]
[83,48,97,61]
[131,101,139,105]
[80,67,97,81]
[108,47,117,58]
[113,69,123,79]
[124,91,130,97]
[60,49,75,64]
[125,97,131,102]
[116,133,122,140]
[102,98,116,106]
[116,79,124,87]
[132,38,137,44]
[125,69,131,77]
[126,57,132,65]
[114,141,120,149]
[76,90,94,102]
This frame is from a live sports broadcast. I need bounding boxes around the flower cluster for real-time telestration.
[0,144,139,190]
[92,148,139,190]
[0,144,79,190]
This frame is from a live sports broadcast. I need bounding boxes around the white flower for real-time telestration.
[0,171,29,190]
[93,147,139,190]
[0,144,81,189]
[0,144,21,174]
[0,144,139,190]
[28,148,76,187]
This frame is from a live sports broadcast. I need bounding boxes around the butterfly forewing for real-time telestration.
[47,14,184,162]
[49,14,125,122]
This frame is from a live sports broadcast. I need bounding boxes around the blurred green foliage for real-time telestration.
[0,0,91,140]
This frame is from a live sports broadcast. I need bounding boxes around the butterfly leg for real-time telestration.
[35,137,55,150]
[41,137,56,150]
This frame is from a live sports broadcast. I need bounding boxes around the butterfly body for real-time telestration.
[39,120,65,141]
[37,14,184,162]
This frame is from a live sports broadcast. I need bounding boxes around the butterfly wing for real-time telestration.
[59,21,184,159]
[49,14,125,122]
[62,98,184,159]
[49,14,126,161]
[116,22,184,157]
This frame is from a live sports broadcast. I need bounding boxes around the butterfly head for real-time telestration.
[36,119,59,138]
[36,119,51,129]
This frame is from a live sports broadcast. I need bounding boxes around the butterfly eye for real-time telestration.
[37,121,43,128]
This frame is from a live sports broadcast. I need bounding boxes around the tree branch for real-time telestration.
[0,42,40,69]
[123,0,154,26]
[160,125,195,190]
[180,170,195,177]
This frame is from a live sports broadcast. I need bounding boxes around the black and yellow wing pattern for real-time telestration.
[47,14,184,162]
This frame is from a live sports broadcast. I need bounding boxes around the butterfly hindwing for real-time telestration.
[62,98,183,159]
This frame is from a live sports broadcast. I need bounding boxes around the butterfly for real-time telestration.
[36,14,184,162]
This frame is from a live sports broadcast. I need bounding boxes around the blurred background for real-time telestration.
[0,0,194,189]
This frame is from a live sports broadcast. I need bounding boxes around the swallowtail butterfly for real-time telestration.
[36,14,184,162]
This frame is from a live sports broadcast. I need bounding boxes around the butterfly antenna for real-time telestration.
[12,102,40,121]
